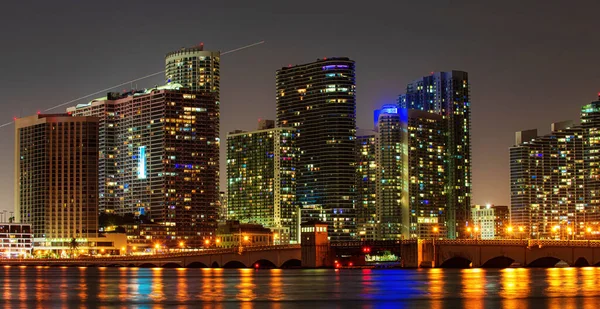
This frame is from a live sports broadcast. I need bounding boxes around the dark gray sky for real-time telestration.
[0,0,598,212]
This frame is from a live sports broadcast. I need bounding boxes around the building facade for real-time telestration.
[355,130,378,241]
[375,106,404,240]
[492,205,510,239]
[15,114,99,241]
[399,71,471,239]
[276,58,357,241]
[510,121,586,239]
[226,121,297,243]
[0,223,33,258]
[165,44,220,99]
[471,205,495,239]
[581,97,600,230]
[403,110,446,239]
[68,85,220,246]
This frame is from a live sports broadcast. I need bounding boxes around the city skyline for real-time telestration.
[0,1,599,212]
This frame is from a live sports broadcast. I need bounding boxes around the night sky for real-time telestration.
[0,1,598,212]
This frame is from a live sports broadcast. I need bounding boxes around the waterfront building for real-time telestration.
[581,96,600,231]
[276,58,357,241]
[470,205,495,239]
[373,106,446,240]
[226,120,297,243]
[374,106,403,240]
[68,84,219,246]
[0,223,33,258]
[399,71,471,239]
[165,43,220,99]
[355,130,378,241]
[15,114,99,241]
[215,220,274,248]
[492,205,511,239]
[510,121,586,239]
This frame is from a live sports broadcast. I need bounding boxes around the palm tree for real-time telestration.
[69,237,78,258]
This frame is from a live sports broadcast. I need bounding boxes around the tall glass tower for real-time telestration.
[276,58,357,241]
[399,71,471,239]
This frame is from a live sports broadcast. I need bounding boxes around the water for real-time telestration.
[1,266,600,308]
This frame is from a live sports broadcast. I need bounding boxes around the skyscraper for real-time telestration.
[226,121,298,243]
[402,109,446,239]
[15,114,99,240]
[510,121,586,239]
[374,106,403,240]
[581,96,600,227]
[356,129,378,241]
[399,71,471,239]
[68,84,219,245]
[165,44,220,99]
[374,106,446,240]
[276,58,357,241]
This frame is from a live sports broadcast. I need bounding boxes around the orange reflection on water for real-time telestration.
[427,268,444,300]
[150,268,166,302]
[3,266,11,301]
[546,267,577,297]
[118,267,129,302]
[460,268,486,308]
[200,268,225,302]
[580,267,600,297]
[236,269,256,302]
[268,269,284,301]
[59,267,68,303]
[499,268,531,299]
[176,268,188,302]
[98,267,108,302]
[18,267,27,303]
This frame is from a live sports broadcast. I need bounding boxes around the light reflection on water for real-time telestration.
[0,267,599,308]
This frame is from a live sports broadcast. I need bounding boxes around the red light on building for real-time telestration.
[362,247,371,253]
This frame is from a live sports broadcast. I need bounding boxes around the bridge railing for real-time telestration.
[7,244,301,263]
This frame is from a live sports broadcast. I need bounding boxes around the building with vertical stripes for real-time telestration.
[15,114,99,241]
[226,120,298,243]
[68,84,219,246]
[276,58,357,241]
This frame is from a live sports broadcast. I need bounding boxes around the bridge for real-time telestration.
[2,240,600,268]
[329,239,600,268]
[428,239,600,268]
[0,245,301,269]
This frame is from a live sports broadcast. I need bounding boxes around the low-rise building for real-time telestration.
[0,223,33,258]
[471,205,495,239]
[215,221,274,248]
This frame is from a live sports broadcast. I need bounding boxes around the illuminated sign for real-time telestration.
[138,146,147,179]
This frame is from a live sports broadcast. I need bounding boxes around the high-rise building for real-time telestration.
[68,84,219,245]
[226,121,298,243]
[399,71,471,239]
[356,129,378,241]
[373,106,446,240]
[276,58,357,241]
[374,106,403,240]
[581,96,600,228]
[165,44,220,99]
[403,109,446,239]
[15,114,99,240]
[218,191,227,222]
[510,121,586,239]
